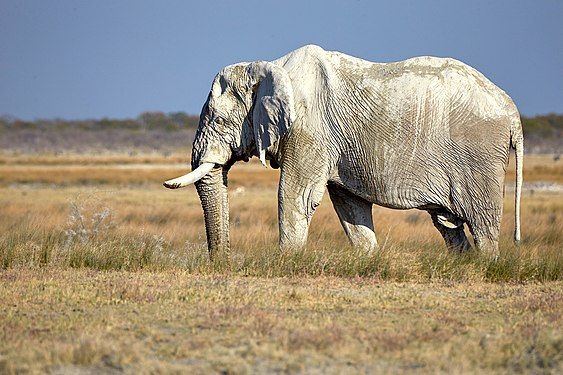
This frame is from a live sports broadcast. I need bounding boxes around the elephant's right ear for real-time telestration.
[247,62,295,166]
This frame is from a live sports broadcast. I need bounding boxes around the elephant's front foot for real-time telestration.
[279,216,311,252]
[279,233,308,252]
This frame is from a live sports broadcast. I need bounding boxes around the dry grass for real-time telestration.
[1,180,561,280]
[0,269,561,373]
[0,152,562,373]
[1,152,561,186]
[0,152,189,165]
[0,155,280,187]
[505,154,563,184]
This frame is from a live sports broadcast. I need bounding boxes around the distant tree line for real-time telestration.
[520,113,562,138]
[0,111,199,131]
[0,112,561,138]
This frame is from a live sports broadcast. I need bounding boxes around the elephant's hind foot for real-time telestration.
[430,212,472,253]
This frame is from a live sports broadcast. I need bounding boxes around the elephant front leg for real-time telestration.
[278,172,327,251]
[328,184,377,252]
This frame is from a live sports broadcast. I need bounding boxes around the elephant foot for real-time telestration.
[430,212,472,253]
[473,236,500,260]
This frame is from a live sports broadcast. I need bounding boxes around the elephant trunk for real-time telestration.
[194,166,230,258]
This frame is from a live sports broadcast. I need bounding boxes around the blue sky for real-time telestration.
[1,0,562,119]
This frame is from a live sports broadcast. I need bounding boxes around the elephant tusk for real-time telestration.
[163,162,215,189]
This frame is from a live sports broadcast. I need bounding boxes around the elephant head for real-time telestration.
[163,61,295,257]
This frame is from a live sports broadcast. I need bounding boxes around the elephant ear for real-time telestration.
[247,62,295,166]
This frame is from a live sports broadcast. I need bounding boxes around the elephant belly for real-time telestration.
[335,145,463,213]
[333,141,507,221]
[371,175,449,211]
[333,157,450,211]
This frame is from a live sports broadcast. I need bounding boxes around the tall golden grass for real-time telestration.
[1,153,561,374]
[1,152,561,281]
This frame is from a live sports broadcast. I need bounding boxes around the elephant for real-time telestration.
[164,45,523,259]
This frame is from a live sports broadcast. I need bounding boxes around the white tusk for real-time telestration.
[163,162,215,189]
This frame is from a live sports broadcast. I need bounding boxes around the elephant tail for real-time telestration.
[510,116,524,244]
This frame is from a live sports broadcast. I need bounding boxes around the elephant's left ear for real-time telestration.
[248,62,295,166]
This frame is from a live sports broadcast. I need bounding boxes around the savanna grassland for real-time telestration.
[0,150,562,374]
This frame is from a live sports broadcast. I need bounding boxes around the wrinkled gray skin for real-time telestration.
[167,45,523,259]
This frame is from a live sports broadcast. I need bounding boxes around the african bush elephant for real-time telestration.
[164,45,523,258]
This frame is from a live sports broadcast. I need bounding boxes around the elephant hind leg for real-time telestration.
[466,218,501,259]
[461,202,503,259]
[429,211,471,253]
[327,184,377,252]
